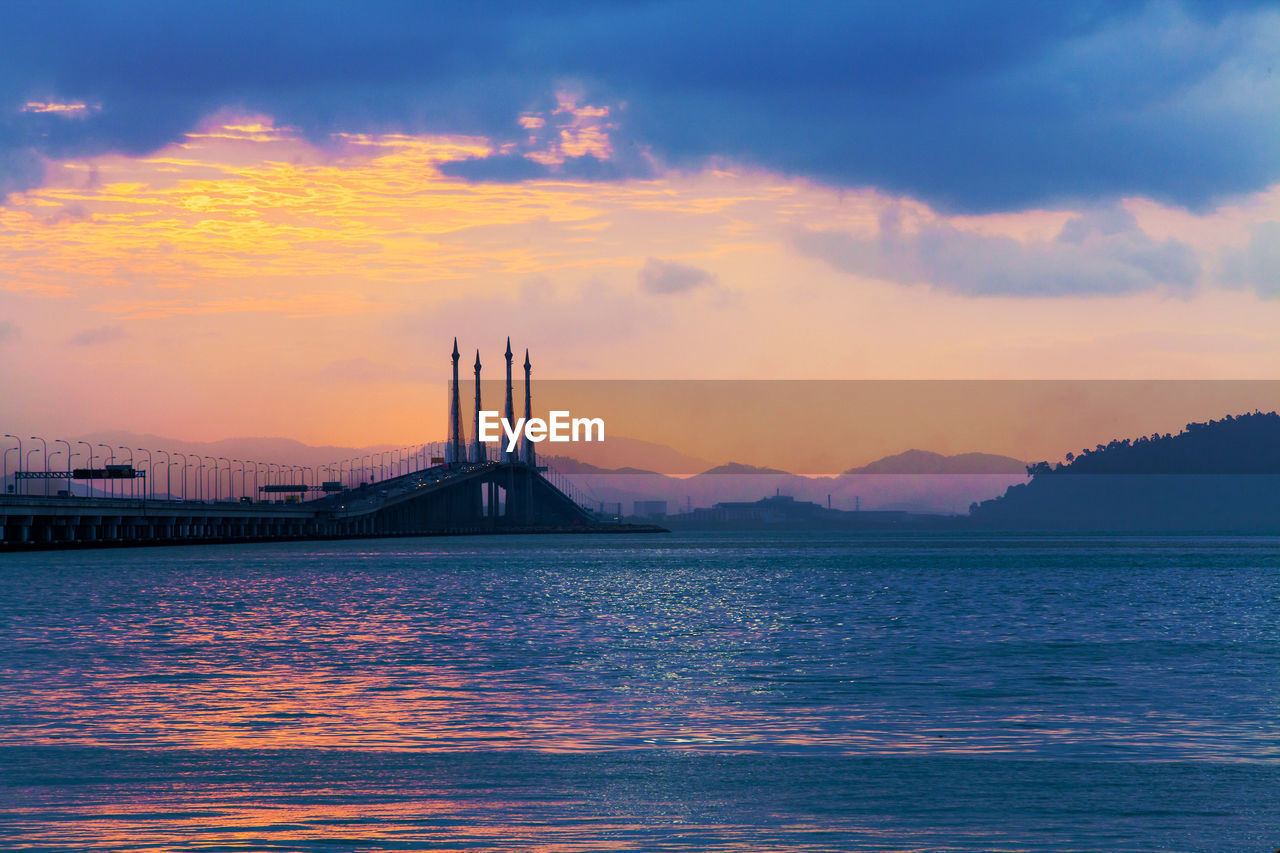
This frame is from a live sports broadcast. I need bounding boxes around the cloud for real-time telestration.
[795,206,1201,297]
[439,154,551,183]
[397,276,667,369]
[318,358,420,384]
[22,101,97,116]
[1220,221,1280,297]
[0,320,16,342]
[68,324,127,345]
[1,2,1277,211]
[638,258,719,295]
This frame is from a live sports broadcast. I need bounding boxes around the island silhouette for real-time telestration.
[971,411,1280,532]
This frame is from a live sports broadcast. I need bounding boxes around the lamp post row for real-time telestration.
[3,436,442,502]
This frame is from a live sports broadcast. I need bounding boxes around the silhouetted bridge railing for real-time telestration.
[0,460,664,550]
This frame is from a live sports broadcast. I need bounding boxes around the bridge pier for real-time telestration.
[6,516,33,544]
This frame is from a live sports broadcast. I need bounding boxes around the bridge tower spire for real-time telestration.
[470,350,486,463]
[446,338,464,465]
[522,348,535,468]
[502,337,515,461]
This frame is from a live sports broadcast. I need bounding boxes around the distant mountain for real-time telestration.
[696,462,794,476]
[544,435,713,475]
[971,412,1280,531]
[844,449,1026,475]
[549,456,1024,516]
[7,428,1029,515]
[539,455,665,477]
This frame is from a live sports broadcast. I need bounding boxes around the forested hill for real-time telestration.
[971,412,1280,532]
[1024,411,1280,477]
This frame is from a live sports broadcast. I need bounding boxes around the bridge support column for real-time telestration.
[525,469,533,525]
[6,516,34,543]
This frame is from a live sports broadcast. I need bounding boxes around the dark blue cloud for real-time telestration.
[638,258,719,295]
[1,0,1277,211]
[795,206,1202,297]
[439,154,551,183]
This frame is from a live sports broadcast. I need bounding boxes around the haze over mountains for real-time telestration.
[7,430,1026,512]
[844,450,1027,476]
[545,456,1027,515]
[22,414,1275,524]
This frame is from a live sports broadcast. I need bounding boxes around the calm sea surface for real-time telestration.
[1,532,1278,851]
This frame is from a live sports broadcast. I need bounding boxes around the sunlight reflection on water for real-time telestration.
[2,532,1279,850]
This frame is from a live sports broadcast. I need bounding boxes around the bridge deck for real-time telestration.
[1,461,665,551]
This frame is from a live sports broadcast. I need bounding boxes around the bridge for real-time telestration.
[0,458,659,550]
[1,339,665,550]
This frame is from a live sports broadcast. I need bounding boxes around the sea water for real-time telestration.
[1,532,1277,851]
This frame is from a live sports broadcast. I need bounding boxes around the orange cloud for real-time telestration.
[21,101,97,115]
[3,110,1279,447]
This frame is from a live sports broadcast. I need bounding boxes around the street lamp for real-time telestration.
[29,436,48,495]
[54,439,72,496]
[195,456,205,502]
[97,444,115,498]
[217,457,230,501]
[3,436,22,496]
[202,457,217,502]
[172,452,187,500]
[116,447,134,499]
[205,456,217,502]
[46,451,62,496]
[136,448,153,500]
[2,446,15,496]
[79,441,94,498]
[155,450,171,500]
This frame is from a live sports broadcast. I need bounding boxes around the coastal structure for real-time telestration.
[446,338,464,465]
[521,348,535,468]
[1,339,664,549]
[502,338,516,462]
[469,350,485,464]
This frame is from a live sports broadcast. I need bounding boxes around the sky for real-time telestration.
[1,1,1279,448]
